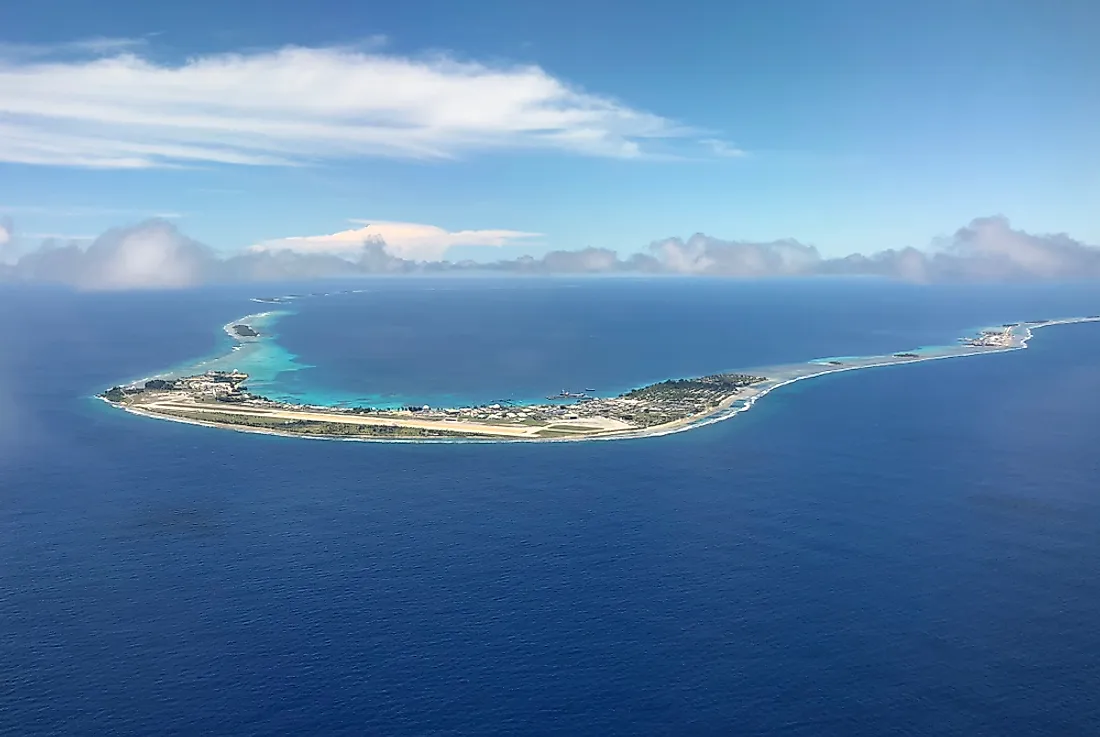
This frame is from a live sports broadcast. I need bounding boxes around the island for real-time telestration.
[99,313,1100,443]
[959,325,1018,347]
[101,370,767,440]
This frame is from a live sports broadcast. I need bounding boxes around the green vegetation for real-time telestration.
[105,366,771,440]
[231,324,259,338]
[622,373,763,401]
[535,429,585,438]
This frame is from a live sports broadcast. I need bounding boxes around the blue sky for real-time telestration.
[1,0,1097,261]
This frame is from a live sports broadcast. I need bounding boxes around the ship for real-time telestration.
[546,389,589,400]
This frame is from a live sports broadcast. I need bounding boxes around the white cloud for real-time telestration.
[0,43,696,168]
[0,37,146,61]
[22,232,96,241]
[949,215,1065,277]
[0,203,182,218]
[84,221,210,289]
[699,139,747,158]
[252,220,542,261]
[0,216,13,263]
[9,220,211,289]
[7,215,1100,287]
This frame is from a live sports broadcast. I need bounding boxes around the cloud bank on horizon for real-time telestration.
[251,221,542,261]
[0,41,719,167]
[2,216,1099,290]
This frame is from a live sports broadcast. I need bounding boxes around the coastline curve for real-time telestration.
[98,309,1100,444]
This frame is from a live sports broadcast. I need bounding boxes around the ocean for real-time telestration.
[2,278,1099,735]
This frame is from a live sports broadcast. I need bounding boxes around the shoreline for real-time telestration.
[99,314,1099,444]
[221,311,276,342]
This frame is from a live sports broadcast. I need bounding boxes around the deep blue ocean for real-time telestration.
[2,278,1099,735]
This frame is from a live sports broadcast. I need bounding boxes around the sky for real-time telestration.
[1,0,1098,267]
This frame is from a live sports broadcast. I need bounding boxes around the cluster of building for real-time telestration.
[361,394,708,428]
[111,370,252,403]
[173,371,251,401]
[962,326,1017,348]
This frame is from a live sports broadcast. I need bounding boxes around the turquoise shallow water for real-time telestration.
[160,310,317,404]
[161,285,1051,414]
[168,305,994,412]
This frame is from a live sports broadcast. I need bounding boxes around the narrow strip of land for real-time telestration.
[101,315,1100,443]
[146,400,555,437]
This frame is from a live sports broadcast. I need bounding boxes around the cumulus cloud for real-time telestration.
[809,217,1100,282]
[935,215,1100,280]
[11,220,213,289]
[4,216,1100,289]
[492,247,653,274]
[648,234,821,276]
[252,221,541,261]
[0,42,695,168]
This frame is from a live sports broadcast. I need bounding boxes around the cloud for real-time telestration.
[492,247,651,274]
[699,139,747,158]
[0,203,182,218]
[253,220,541,261]
[0,37,146,61]
[19,232,96,241]
[649,218,1100,282]
[818,247,931,282]
[12,220,213,289]
[936,215,1100,280]
[0,42,696,168]
[5,216,1100,289]
[0,216,16,264]
[648,234,821,276]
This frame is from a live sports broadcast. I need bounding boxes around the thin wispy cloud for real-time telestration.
[0,41,702,169]
[0,37,146,61]
[21,232,97,241]
[0,203,181,218]
[699,139,747,158]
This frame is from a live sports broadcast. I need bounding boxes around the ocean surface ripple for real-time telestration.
[1,279,1098,736]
